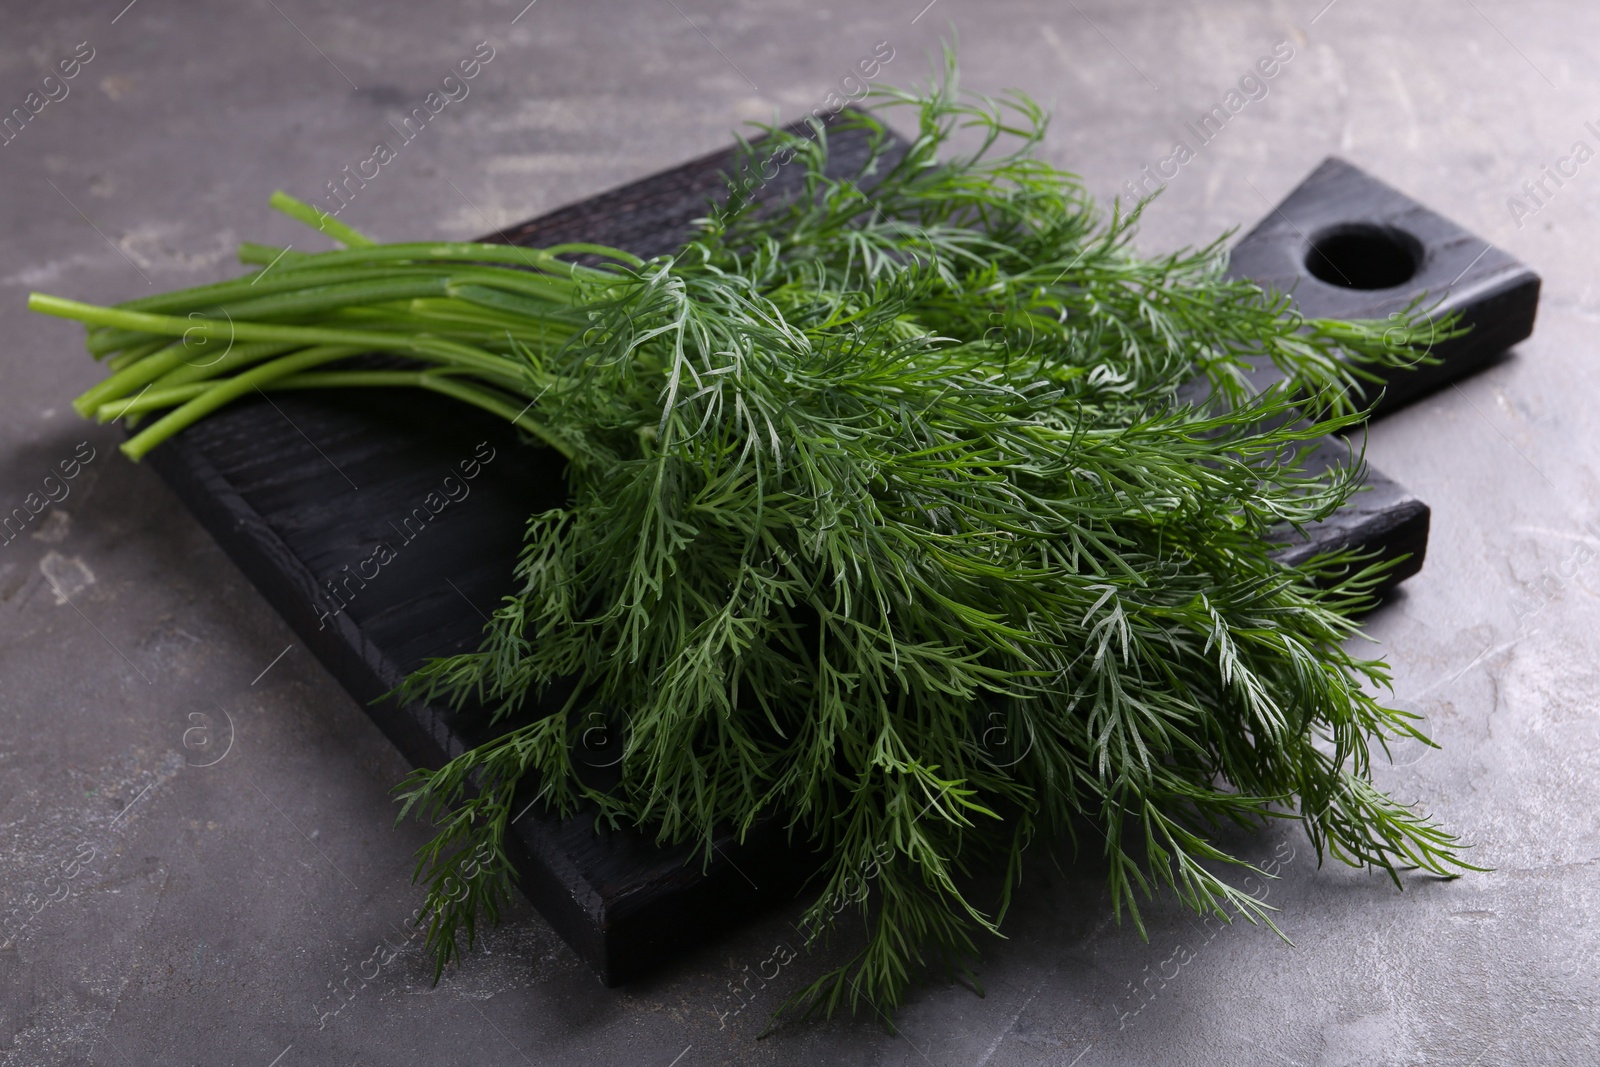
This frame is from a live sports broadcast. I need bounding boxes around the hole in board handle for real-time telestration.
[1304,223,1423,290]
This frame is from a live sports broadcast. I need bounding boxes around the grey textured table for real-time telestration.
[1,2,1594,1065]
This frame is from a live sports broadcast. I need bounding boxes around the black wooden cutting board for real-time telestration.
[137,120,1536,985]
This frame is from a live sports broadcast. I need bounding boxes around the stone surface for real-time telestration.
[0,2,1594,1065]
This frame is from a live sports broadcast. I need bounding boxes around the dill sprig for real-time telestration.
[30,49,1474,1025]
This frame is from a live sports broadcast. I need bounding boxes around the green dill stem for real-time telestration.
[73,340,198,417]
[120,345,367,458]
[86,327,164,359]
[222,241,614,280]
[104,349,151,372]
[194,276,455,321]
[238,241,311,267]
[109,265,576,326]
[402,297,564,335]
[31,294,535,390]
[97,368,572,460]
[94,382,210,418]
[101,335,170,370]
[269,189,376,247]
[110,265,414,317]
[144,341,302,392]
[408,376,574,461]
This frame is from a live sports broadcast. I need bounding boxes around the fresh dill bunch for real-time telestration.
[388,59,1472,1020]
[31,48,1474,1026]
